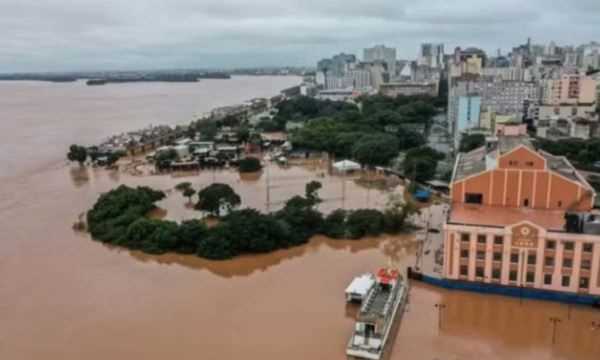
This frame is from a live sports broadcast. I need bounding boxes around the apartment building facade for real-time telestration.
[542,74,597,105]
[448,76,539,146]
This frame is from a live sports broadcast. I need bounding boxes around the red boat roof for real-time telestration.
[376,268,399,284]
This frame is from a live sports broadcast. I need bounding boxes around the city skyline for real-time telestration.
[2,0,600,72]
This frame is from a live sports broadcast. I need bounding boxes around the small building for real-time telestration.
[316,89,358,102]
[215,145,240,159]
[426,180,450,193]
[173,145,190,158]
[190,141,215,151]
[171,160,200,171]
[260,132,288,146]
[379,81,438,97]
[175,138,193,146]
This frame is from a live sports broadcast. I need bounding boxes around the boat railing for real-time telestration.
[360,286,380,314]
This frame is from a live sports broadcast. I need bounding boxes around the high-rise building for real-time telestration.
[344,68,372,90]
[563,51,580,68]
[419,43,445,68]
[541,74,597,105]
[448,75,539,147]
[450,47,487,77]
[545,41,558,56]
[317,53,357,90]
[317,53,356,77]
[364,45,397,79]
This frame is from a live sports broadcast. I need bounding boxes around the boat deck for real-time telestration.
[361,286,391,317]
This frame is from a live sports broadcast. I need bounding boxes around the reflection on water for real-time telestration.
[238,170,263,182]
[139,161,402,223]
[123,235,412,278]
[68,166,89,187]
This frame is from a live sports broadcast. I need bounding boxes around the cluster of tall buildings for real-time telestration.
[447,39,600,148]
[312,39,600,145]
[315,44,442,99]
[439,39,600,304]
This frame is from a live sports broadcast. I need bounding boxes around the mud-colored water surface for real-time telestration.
[0,79,599,360]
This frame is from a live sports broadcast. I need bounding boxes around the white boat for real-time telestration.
[346,269,409,360]
[345,273,376,303]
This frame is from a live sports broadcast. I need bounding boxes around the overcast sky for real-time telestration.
[1,0,599,72]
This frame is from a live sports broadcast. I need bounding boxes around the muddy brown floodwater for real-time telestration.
[1,79,599,360]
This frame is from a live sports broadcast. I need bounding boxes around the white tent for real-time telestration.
[333,160,361,172]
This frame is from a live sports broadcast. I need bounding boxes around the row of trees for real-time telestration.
[459,133,486,153]
[403,147,446,183]
[86,183,419,260]
[537,138,600,170]
[279,95,445,180]
[67,144,125,167]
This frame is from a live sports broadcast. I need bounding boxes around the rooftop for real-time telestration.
[453,146,487,181]
[539,150,581,182]
[453,136,587,186]
[448,203,567,231]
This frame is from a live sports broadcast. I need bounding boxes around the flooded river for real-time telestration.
[0,78,599,360]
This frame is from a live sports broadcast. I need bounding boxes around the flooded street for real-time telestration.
[0,80,599,360]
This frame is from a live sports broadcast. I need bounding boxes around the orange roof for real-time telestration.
[448,203,567,231]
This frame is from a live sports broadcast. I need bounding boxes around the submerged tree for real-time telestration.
[67,145,88,166]
[238,157,262,173]
[383,194,420,233]
[175,182,192,191]
[305,181,323,207]
[352,134,399,168]
[459,133,486,153]
[195,183,241,216]
[183,187,197,204]
[154,149,178,172]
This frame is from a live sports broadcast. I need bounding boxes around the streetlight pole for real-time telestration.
[592,321,600,353]
[434,303,447,333]
[549,317,562,345]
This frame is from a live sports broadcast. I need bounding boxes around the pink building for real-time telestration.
[495,123,527,137]
[542,74,597,105]
[443,135,600,299]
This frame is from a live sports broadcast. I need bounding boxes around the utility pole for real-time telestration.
[549,317,562,345]
[434,303,447,333]
[265,162,271,212]
[341,169,347,210]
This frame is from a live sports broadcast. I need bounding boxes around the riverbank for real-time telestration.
[0,75,301,180]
